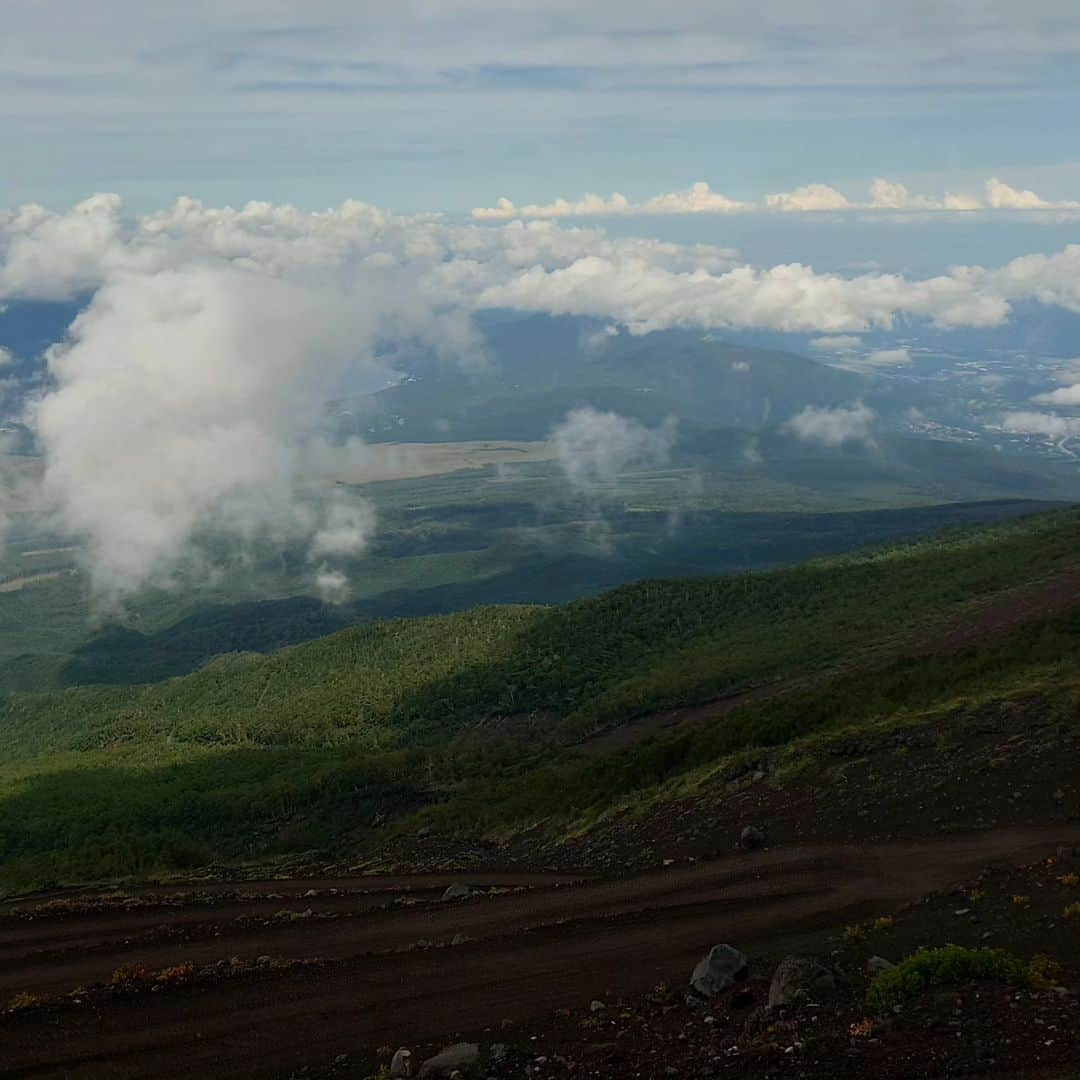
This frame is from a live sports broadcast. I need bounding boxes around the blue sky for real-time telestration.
[4,1,1080,218]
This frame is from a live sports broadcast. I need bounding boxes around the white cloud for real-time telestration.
[824,347,912,373]
[310,497,377,558]
[477,256,1010,334]
[985,178,1050,210]
[9,193,1080,602]
[865,348,912,367]
[552,408,678,487]
[639,182,748,215]
[473,182,745,220]
[867,179,938,211]
[1002,411,1080,439]
[0,195,144,300]
[471,198,519,221]
[784,403,877,447]
[473,176,1080,220]
[764,183,852,213]
[314,566,350,605]
[1033,384,1080,405]
[810,334,863,353]
[518,192,633,219]
[1033,360,1080,405]
[29,263,398,601]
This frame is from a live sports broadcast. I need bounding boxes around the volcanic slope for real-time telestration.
[1,509,1080,1076]
[0,505,1078,897]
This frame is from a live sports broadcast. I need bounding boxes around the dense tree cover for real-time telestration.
[0,506,1078,893]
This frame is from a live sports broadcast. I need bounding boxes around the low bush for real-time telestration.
[866,945,1028,1013]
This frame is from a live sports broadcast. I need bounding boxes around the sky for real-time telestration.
[4,1,1080,216]
[2,1,1080,603]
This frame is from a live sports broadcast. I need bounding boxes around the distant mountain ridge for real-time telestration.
[357,314,866,441]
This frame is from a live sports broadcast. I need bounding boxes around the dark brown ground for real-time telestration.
[1,824,1078,1079]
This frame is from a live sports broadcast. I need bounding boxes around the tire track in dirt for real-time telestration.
[1,826,1077,1079]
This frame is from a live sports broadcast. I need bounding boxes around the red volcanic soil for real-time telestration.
[1,827,1079,1078]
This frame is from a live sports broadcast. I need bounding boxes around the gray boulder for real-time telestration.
[739,825,766,851]
[389,1048,416,1078]
[767,956,836,1008]
[441,883,478,902]
[690,944,749,998]
[418,1043,480,1077]
[867,955,896,974]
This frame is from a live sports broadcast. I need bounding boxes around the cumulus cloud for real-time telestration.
[314,566,350,605]
[552,408,678,487]
[473,177,1080,220]
[986,178,1056,210]
[9,193,1080,602]
[810,334,864,353]
[495,192,633,220]
[1001,411,1080,439]
[29,263,396,600]
[864,348,913,367]
[867,179,937,211]
[783,403,877,447]
[824,347,912,373]
[764,183,852,213]
[309,497,377,559]
[1032,384,1080,406]
[0,195,142,299]
[640,182,748,214]
[1032,359,1080,406]
[473,182,745,220]
[478,256,1010,334]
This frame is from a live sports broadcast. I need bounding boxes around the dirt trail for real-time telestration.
[1,826,1076,1079]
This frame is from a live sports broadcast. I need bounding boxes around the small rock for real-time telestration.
[582,1042,622,1061]
[590,1000,607,1012]
[451,933,470,946]
[739,825,766,851]
[389,1048,416,1078]
[867,956,895,974]
[691,944,749,998]
[418,1043,479,1078]
[768,956,836,1008]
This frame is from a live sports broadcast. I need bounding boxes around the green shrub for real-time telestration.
[866,945,1028,1013]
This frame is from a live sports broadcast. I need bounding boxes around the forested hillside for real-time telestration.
[1,506,1078,893]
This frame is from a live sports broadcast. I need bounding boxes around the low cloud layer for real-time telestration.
[474,177,1080,220]
[552,408,678,487]
[784,403,877,448]
[1002,411,1080,440]
[6,194,1080,597]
